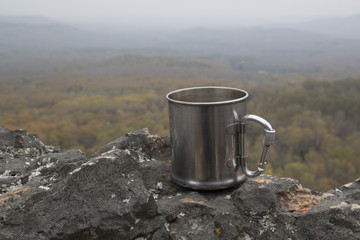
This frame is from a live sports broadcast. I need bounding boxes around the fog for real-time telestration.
[1,0,360,77]
[2,0,360,29]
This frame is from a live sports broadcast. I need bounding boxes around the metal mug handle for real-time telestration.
[240,114,276,177]
[226,114,276,177]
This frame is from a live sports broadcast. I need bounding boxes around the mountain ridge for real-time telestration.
[271,13,360,39]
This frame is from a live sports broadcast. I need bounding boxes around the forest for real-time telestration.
[1,53,360,192]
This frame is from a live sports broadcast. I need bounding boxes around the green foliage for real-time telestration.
[246,78,360,191]
[0,55,359,192]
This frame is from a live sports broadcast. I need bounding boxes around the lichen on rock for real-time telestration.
[0,127,359,240]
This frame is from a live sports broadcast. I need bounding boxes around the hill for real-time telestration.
[284,14,360,39]
[1,15,360,77]
[0,15,58,25]
[0,16,97,50]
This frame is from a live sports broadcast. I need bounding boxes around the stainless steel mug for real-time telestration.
[166,86,275,190]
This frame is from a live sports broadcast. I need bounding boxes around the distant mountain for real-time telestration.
[0,15,58,25]
[1,15,360,61]
[0,16,98,50]
[164,26,360,57]
[279,14,360,39]
[157,26,360,74]
[1,15,360,76]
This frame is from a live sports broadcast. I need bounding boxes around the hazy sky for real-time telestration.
[1,0,360,28]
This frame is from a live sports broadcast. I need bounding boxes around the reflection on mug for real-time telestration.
[166,86,275,190]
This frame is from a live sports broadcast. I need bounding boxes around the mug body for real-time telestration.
[166,86,248,190]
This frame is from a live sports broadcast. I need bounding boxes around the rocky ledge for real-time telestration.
[0,126,359,240]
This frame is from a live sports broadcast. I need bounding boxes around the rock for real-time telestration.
[0,126,46,149]
[0,127,62,196]
[0,127,360,239]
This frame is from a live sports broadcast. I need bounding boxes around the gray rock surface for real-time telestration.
[0,127,359,239]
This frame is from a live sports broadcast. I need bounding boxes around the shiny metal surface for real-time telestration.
[166,86,275,190]
[239,114,276,178]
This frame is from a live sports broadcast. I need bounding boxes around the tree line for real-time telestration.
[0,64,359,191]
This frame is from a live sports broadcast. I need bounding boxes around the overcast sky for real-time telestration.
[1,0,360,28]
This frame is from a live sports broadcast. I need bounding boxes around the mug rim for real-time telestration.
[166,86,248,105]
